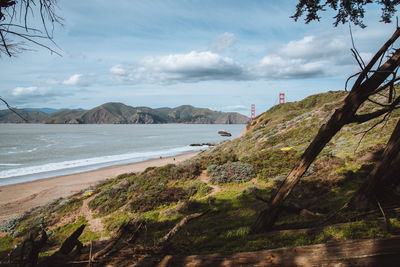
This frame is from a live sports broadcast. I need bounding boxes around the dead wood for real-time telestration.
[92,220,144,261]
[376,199,392,233]
[58,224,85,255]
[156,211,207,249]
[154,237,400,267]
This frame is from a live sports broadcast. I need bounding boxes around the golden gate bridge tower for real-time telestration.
[279,93,285,104]
[251,104,255,121]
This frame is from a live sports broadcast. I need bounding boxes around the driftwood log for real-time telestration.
[153,237,400,267]
[58,224,85,255]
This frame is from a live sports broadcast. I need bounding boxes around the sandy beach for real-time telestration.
[0,151,199,224]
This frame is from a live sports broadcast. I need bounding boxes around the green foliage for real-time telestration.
[184,180,212,198]
[11,216,45,238]
[199,148,238,168]
[48,216,87,245]
[173,159,203,180]
[0,234,16,254]
[208,161,255,184]
[89,185,128,214]
[56,198,83,217]
[103,212,136,233]
[242,149,298,181]
[129,186,187,212]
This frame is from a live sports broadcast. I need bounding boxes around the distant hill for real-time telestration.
[22,108,73,114]
[0,103,249,124]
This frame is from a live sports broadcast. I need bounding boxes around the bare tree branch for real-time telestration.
[0,96,28,122]
[0,0,62,57]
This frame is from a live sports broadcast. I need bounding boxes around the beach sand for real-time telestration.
[0,151,200,224]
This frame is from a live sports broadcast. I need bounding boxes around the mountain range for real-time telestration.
[0,103,249,124]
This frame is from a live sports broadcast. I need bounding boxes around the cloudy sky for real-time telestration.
[0,0,397,116]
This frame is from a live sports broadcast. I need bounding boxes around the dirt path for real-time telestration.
[79,198,104,233]
[197,170,221,196]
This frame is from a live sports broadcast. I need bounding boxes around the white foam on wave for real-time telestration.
[0,163,23,166]
[0,145,205,179]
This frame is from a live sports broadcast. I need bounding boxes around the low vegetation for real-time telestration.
[1,90,400,266]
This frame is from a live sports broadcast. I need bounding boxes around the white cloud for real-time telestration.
[63,74,92,86]
[253,55,326,79]
[110,34,357,84]
[12,86,53,97]
[224,104,247,111]
[208,32,236,52]
[110,65,127,75]
[110,51,246,84]
[280,35,346,60]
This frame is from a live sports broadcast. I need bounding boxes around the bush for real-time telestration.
[208,161,255,184]
[242,149,298,181]
[128,186,187,212]
[185,180,212,197]
[89,185,128,214]
[173,159,202,180]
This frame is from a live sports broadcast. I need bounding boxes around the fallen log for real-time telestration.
[92,220,144,260]
[154,237,400,267]
[156,211,207,248]
[59,224,85,255]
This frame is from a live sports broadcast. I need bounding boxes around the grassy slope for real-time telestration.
[1,90,400,264]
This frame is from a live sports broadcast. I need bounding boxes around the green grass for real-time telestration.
[3,89,400,260]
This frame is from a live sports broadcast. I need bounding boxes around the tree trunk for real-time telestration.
[250,29,400,233]
[351,118,400,210]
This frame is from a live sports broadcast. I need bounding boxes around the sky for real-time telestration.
[0,0,398,116]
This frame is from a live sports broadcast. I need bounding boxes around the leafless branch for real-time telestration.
[349,24,366,70]
[0,0,62,57]
[0,96,28,122]
[354,112,392,152]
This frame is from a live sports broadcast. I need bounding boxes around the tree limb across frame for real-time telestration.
[0,0,62,57]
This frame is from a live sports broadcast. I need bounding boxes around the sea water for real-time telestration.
[0,124,245,186]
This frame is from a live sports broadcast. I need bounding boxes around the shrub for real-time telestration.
[185,180,212,197]
[208,161,255,184]
[198,149,238,169]
[128,187,187,212]
[173,159,202,180]
[242,149,298,181]
[89,185,128,214]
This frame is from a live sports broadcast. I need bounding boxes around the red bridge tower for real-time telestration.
[279,93,285,104]
[251,104,255,121]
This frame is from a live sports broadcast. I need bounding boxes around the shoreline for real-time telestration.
[0,151,200,224]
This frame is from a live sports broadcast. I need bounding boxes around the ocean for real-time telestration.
[0,124,245,186]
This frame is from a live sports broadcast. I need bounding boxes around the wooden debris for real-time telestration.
[156,211,207,248]
[59,224,85,255]
[153,237,400,267]
[92,221,144,260]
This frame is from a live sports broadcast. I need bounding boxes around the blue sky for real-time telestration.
[0,0,397,116]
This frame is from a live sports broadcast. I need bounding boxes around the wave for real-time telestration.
[0,145,206,179]
[0,163,23,166]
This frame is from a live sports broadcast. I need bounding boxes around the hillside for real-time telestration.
[0,103,249,124]
[1,90,400,266]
